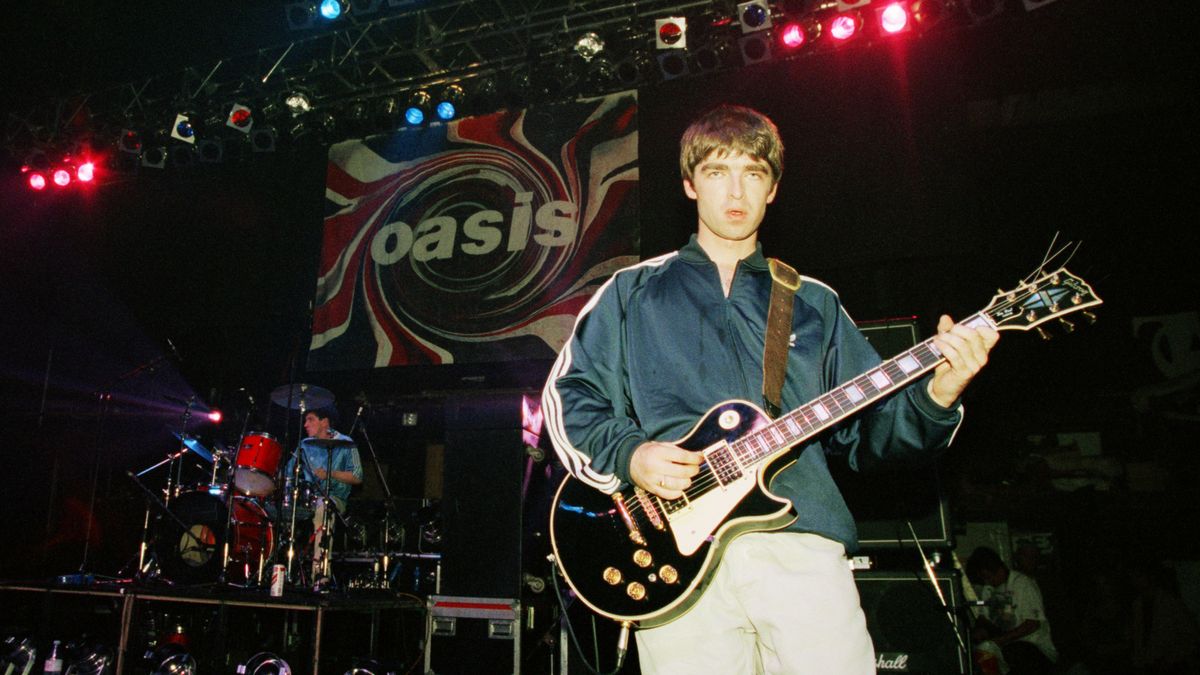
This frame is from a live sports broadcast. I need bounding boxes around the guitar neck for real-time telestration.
[724,313,992,471]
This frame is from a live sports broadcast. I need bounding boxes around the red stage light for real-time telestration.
[52,169,71,186]
[28,173,47,190]
[880,3,911,33]
[208,410,223,423]
[780,23,806,48]
[830,13,860,41]
[77,162,96,182]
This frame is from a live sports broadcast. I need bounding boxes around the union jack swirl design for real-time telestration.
[309,93,640,370]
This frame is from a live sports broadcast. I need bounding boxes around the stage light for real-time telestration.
[170,145,196,169]
[238,652,292,674]
[227,104,253,133]
[693,38,730,72]
[404,90,431,126]
[837,0,871,9]
[142,146,167,169]
[28,172,47,190]
[878,2,912,34]
[53,168,71,186]
[655,17,687,49]
[737,1,772,33]
[144,642,196,674]
[285,2,315,30]
[251,127,277,152]
[616,52,652,86]
[436,84,464,121]
[779,22,807,49]
[739,33,772,64]
[655,52,689,80]
[319,0,348,21]
[171,114,196,144]
[1,637,37,673]
[119,129,143,154]
[197,138,224,163]
[77,161,96,182]
[585,57,617,91]
[574,32,605,62]
[208,410,223,423]
[829,13,861,41]
[284,91,312,116]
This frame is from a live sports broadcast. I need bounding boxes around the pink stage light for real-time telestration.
[780,23,806,49]
[830,13,860,41]
[77,161,96,182]
[52,169,71,186]
[28,173,47,190]
[208,410,223,423]
[880,3,911,33]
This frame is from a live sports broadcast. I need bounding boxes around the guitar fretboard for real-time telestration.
[706,313,993,484]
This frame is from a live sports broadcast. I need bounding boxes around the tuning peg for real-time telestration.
[1058,318,1076,333]
[1037,327,1053,341]
[1081,311,1098,325]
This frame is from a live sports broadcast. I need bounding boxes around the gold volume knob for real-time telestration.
[633,549,652,568]
[626,582,646,600]
[659,565,679,584]
[602,567,622,585]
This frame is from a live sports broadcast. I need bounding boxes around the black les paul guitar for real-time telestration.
[549,267,1101,628]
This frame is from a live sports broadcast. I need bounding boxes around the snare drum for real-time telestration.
[234,431,282,496]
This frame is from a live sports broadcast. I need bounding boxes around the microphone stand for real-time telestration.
[907,521,968,655]
[351,404,400,583]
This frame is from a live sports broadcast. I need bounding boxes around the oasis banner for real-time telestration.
[309,93,639,370]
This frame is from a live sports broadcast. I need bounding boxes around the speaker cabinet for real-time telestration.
[841,318,953,551]
[855,569,972,674]
[440,393,529,598]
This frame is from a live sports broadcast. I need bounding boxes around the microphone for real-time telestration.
[349,399,368,434]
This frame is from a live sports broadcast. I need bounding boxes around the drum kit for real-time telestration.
[131,383,361,590]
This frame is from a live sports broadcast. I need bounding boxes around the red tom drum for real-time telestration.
[234,431,283,496]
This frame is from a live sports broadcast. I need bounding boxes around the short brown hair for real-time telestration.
[679,105,784,184]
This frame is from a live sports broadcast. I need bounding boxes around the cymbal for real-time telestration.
[270,383,335,410]
[304,437,355,450]
[173,432,214,463]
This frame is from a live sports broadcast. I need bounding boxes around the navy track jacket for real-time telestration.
[542,235,963,552]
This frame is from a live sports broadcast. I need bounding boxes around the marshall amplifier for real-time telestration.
[855,569,972,674]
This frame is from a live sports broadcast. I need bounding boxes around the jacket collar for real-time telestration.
[679,233,770,271]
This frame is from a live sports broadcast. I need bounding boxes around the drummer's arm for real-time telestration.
[311,467,362,485]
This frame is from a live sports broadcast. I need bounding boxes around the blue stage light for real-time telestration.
[319,0,345,20]
[405,107,425,125]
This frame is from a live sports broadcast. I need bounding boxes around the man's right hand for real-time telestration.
[630,441,702,499]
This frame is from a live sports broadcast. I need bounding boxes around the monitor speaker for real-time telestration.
[856,569,972,674]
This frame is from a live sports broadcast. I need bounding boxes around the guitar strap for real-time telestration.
[763,258,801,419]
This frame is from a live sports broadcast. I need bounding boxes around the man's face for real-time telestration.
[683,150,778,245]
[304,413,329,438]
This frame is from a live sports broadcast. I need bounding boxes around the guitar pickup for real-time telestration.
[612,492,647,545]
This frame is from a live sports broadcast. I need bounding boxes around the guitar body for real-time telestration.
[549,400,796,627]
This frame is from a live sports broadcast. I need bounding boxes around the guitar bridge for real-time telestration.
[612,492,647,545]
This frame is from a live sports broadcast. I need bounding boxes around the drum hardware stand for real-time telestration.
[125,469,207,582]
[217,398,257,587]
[283,386,313,584]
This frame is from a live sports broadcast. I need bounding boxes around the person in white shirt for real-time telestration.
[967,546,1058,674]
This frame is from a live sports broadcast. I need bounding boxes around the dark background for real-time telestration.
[1,0,1197,670]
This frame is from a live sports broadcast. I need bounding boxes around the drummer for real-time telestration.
[284,406,363,581]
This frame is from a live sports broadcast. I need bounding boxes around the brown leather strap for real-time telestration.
[763,258,800,418]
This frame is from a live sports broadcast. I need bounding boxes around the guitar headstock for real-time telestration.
[983,267,1102,335]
